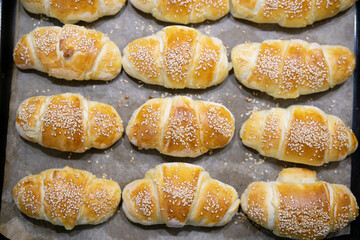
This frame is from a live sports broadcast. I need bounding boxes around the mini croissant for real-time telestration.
[14,24,122,81]
[231,39,355,98]
[241,168,359,239]
[126,96,235,157]
[13,166,121,230]
[130,0,229,24]
[122,163,240,227]
[240,105,358,166]
[16,93,124,153]
[123,26,230,89]
[20,0,126,24]
[230,0,356,28]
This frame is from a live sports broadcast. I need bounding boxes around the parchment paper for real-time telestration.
[0,1,356,239]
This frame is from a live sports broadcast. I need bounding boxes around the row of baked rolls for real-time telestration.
[126,96,235,157]
[122,162,240,227]
[20,0,356,26]
[231,39,355,98]
[123,25,230,89]
[14,24,122,81]
[13,166,121,230]
[240,105,358,166]
[241,168,359,239]
[16,93,124,153]
[13,165,359,236]
[14,26,355,96]
[20,0,126,24]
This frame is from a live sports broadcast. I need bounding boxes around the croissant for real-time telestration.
[13,166,121,230]
[231,39,355,98]
[122,163,240,227]
[126,96,235,157]
[123,26,230,89]
[241,168,359,239]
[14,24,122,81]
[130,0,229,24]
[240,105,358,166]
[16,93,124,153]
[20,0,126,24]
[230,0,356,27]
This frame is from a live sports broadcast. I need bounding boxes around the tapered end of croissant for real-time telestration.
[122,178,162,225]
[322,46,356,87]
[240,181,275,230]
[82,177,122,225]
[13,35,39,70]
[13,173,44,219]
[88,101,124,149]
[188,179,240,227]
[16,96,48,143]
[87,41,122,81]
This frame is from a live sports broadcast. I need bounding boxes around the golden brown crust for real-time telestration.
[123,37,162,85]
[87,101,124,150]
[189,179,240,226]
[230,0,356,27]
[13,167,121,230]
[331,184,359,231]
[21,0,126,24]
[126,98,166,150]
[162,97,205,157]
[283,106,329,165]
[130,0,229,24]
[241,168,359,239]
[16,96,47,142]
[122,163,240,227]
[274,182,331,239]
[197,101,235,149]
[123,26,229,89]
[41,94,88,152]
[16,93,123,153]
[126,96,235,158]
[231,40,355,98]
[122,179,161,224]
[163,26,198,88]
[240,105,357,166]
[13,25,122,81]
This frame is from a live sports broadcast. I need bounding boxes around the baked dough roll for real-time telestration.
[230,0,356,28]
[13,166,121,230]
[130,0,229,24]
[231,39,355,98]
[14,24,122,81]
[20,0,126,24]
[123,26,230,89]
[16,93,124,153]
[240,105,358,166]
[122,163,240,227]
[126,96,235,157]
[241,168,359,239]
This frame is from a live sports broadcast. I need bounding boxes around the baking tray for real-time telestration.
[0,0,359,239]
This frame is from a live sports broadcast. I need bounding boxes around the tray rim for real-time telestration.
[0,1,359,239]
